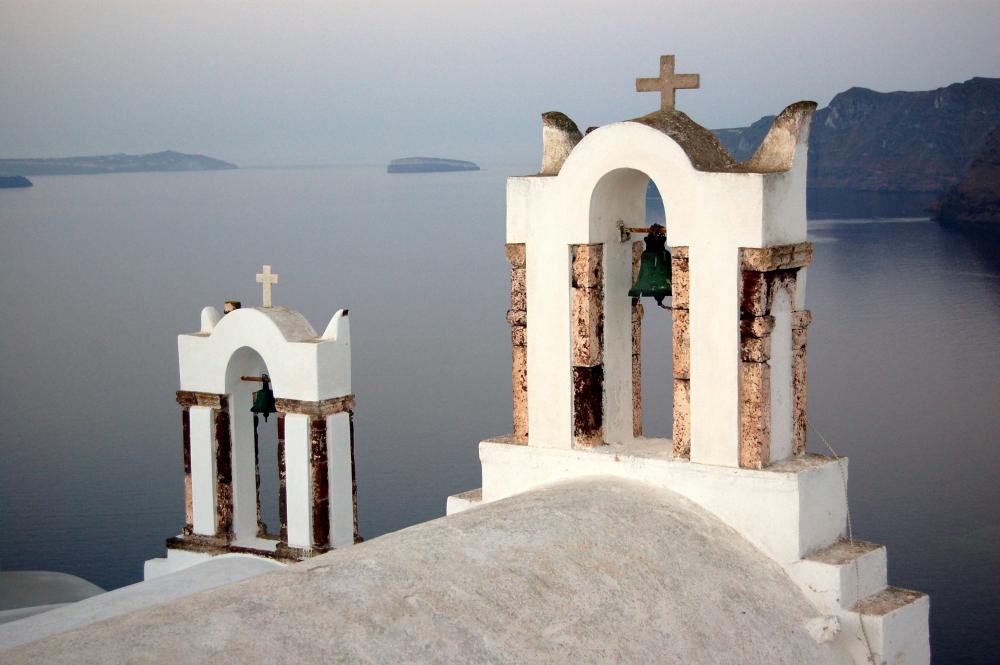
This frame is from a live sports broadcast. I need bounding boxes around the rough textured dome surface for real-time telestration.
[5,479,853,664]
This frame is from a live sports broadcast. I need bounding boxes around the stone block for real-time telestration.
[739,361,771,469]
[740,242,813,272]
[672,308,690,379]
[631,300,644,323]
[510,267,526,311]
[793,328,807,350]
[572,286,603,367]
[572,244,603,288]
[740,335,771,363]
[506,309,526,326]
[632,354,642,438]
[505,243,525,268]
[671,256,690,309]
[741,271,769,316]
[573,365,603,447]
[632,241,643,283]
[740,315,775,338]
[792,309,813,329]
[631,317,642,355]
[672,378,690,458]
[513,344,529,442]
[511,324,527,348]
[672,245,689,259]
[793,345,808,455]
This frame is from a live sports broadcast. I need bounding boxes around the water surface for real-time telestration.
[1,168,997,662]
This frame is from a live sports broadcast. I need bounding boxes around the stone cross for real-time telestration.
[256,265,279,307]
[636,54,700,111]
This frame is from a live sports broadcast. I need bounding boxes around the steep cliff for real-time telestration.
[933,122,1000,223]
[714,77,1000,193]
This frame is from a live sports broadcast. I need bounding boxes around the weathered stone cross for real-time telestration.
[636,54,700,111]
[256,265,279,307]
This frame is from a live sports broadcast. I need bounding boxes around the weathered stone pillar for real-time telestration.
[506,243,528,443]
[792,309,812,455]
[571,244,604,447]
[671,246,691,458]
[277,414,288,543]
[274,395,357,557]
[738,242,812,469]
[175,391,232,539]
[631,241,644,438]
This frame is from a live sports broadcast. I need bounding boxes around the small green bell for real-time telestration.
[250,374,277,421]
[628,224,672,308]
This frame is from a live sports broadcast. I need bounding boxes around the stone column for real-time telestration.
[631,241,644,438]
[506,243,528,443]
[175,391,233,540]
[571,244,604,447]
[792,310,812,455]
[274,395,357,558]
[738,242,812,469]
[671,247,691,458]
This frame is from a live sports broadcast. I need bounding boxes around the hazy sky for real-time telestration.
[2,0,998,166]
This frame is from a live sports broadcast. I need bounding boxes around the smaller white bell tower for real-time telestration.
[145,267,358,579]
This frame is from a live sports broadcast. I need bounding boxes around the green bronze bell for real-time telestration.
[628,224,672,309]
[251,374,277,421]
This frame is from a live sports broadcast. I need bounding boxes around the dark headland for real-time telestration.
[712,77,1000,218]
[0,175,32,188]
[0,150,237,176]
[387,157,479,173]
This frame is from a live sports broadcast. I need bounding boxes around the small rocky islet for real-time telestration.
[387,157,479,173]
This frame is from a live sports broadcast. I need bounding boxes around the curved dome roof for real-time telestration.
[5,479,852,664]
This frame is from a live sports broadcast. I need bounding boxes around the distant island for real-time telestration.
[0,150,238,176]
[387,157,479,173]
[0,175,32,188]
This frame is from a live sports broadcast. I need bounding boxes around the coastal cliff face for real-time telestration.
[933,122,1000,223]
[714,77,1000,194]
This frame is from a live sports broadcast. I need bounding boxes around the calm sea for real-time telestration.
[1,167,998,662]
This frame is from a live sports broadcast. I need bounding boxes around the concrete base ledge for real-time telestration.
[446,488,483,515]
[790,539,888,612]
[478,437,848,565]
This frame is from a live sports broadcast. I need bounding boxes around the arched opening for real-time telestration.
[225,346,282,549]
[585,168,675,445]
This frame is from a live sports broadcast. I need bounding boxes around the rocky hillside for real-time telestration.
[0,150,237,176]
[714,77,1000,193]
[933,122,1000,223]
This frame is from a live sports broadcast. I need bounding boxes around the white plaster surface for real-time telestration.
[283,414,312,548]
[2,480,854,664]
[326,412,354,547]
[178,306,350,402]
[476,439,846,564]
[0,556,281,653]
[144,547,213,580]
[189,406,217,535]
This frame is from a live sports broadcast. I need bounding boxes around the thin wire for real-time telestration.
[810,421,879,665]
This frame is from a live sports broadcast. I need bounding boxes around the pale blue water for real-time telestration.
[1,168,998,662]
